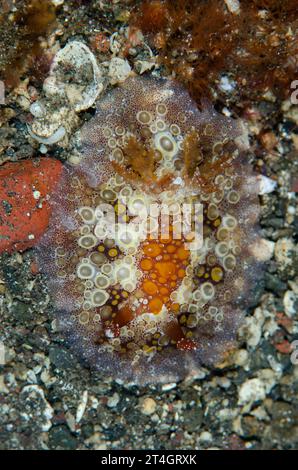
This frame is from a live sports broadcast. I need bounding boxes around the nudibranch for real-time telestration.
[38,76,265,383]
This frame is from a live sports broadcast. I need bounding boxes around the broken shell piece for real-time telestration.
[76,390,88,423]
[224,0,241,15]
[27,124,66,145]
[48,41,103,111]
[257,175,277,195]
[108,57,132,85]
[135,59,155,75]
[43,76,61,97]
[283,290,297,317]
[28,105,79,147]
[68,149,83,166]
[31,107,70,138]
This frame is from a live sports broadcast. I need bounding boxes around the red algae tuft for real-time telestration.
[37,77,265,384]
[0,158,62,253]
[130,0,298,102]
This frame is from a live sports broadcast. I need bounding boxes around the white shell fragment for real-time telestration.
[135,59,155,75]
[49,41,104,111]
[28,41,102,147]
[257,174,277,195]
[283,290,297,317]
[27,124,66,145]
[224,0,241,15]
[108,57,132,85]
[76,390,88,423]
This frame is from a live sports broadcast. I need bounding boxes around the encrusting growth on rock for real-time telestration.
[0,158,62,253]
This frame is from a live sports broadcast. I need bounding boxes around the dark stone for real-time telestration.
[261,217,284,229]
[183,405,203,432]
[241,415,266,438]
[267,401,298,448]
[49,346,78,371]
[264,273,287,294]
[15,144,34,160]
[81,423,94,439]
[49,425,78,450]
[124,409,141,425]
[271,402,297,430]
[12,300,35,323]
[103,424,126,441]
[26,326,50,351]
[3,263,25,296]
[248,279,265,307]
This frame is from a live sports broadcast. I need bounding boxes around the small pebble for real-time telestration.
[199,431,213,443]
[140,397,157,416]
[161,383,176,392]
[107,392,120,408]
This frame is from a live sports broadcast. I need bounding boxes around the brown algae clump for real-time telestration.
[0,0,57,89]
[37,76,265,383]
[130,0,298,102]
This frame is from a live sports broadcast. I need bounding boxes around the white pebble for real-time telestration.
[107,392,120,408]
[30,101,45,118]
[199,431,213,443]
[238,378,266,406]
[39,144,48,154]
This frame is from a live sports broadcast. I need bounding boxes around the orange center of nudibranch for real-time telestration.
[138,228,190,314]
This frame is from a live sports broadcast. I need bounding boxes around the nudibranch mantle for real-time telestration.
[38,76,264,383]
